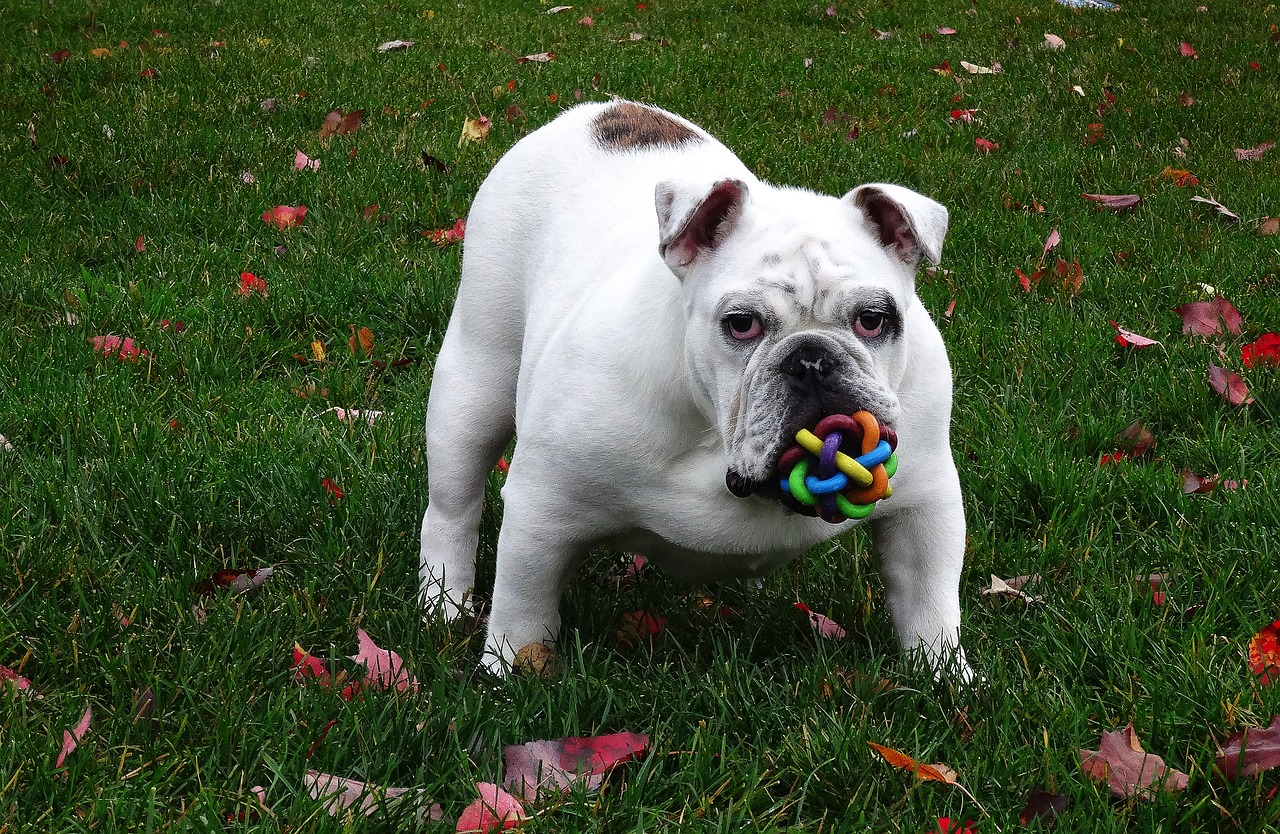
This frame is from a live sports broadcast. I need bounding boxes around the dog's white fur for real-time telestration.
[419,101,970,679]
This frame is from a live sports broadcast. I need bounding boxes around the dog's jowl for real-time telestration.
[419,100,971,681]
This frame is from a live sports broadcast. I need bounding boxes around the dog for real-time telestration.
[419,100,971,681]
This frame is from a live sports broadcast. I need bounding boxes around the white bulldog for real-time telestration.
[419,100,971,680]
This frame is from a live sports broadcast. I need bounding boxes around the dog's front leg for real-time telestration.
[870,484,971,682]
[479,496,587,675]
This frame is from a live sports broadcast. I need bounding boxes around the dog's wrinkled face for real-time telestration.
[655,178,947,501]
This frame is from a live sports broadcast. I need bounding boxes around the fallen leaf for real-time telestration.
[456,783,527,832]
[949,108,979,123]
[1136,573,1169,606]
[1054,257,1084,297]
[794,602,847,639]
[0,665,35,697]
[459,116,492,146]
[1082,122,1105,146]
[1242,333,1280,368]
[930,60,952,75]
[1182,469,1216,495]
[322,477,343,503]
[974,137,999,153]
[960,61,1000,74]
[261,205,307,229]
[546,5,572,13]
[981,574,1044,603]
[293,150,321,171]
[1175,295,1243,337]
[191,566,274,596]
[933,819,978,834]
[50,49,71,63]
[1080,724,1189,800]
[235,271,268,298]
[1161,167,1199,187]
[319,406,383,425]
[293,643,360,700]
[620,610,666,641]
[426,218,466,246]
[421,152,452,174]
[319,109,364,138]
[348,325,374,356]
[1039,227,1061,268]
[1249,620,1280,685]
[377,39,415,52]
[1179,41,1197,58]
[1208,363,1253,405]
[517,51,555,63]
[936,27,957,35]
[1111,322,1162,348]
[1019,785,1072,825]
[1082,193,1141,211]
[503,732,649,802]
[349,627,419,693]
[1191,195,1240,220]
[1258,218,1280,236]
[868,742,958,784]
[306,770,440,819]
[56,705,93,768]
[1044,32,1066,49]
[87,334,145,362]
[1178,91,1195,106]
[1216,716,1280,779]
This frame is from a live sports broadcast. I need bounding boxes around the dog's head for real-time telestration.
[655,177,948,499]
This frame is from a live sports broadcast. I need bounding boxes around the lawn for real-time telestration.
[2,0,1279,830]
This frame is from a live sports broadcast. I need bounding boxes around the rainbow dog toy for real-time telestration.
[777,411,898,523]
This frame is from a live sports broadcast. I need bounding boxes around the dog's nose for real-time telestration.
[780,343,835,381]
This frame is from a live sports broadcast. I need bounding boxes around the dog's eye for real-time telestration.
[724,313,763,341]
[854,310,886,339]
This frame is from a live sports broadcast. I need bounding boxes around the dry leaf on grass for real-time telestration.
[1079,724,1189,800]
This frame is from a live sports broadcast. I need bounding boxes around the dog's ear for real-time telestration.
[846,183,948,267]
[655,178,749,277]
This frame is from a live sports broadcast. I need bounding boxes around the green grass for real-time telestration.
[2,0,1280,830]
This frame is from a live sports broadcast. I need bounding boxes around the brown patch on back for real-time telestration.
[592,102,702,151]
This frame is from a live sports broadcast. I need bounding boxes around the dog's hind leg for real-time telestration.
[418,257,522,620]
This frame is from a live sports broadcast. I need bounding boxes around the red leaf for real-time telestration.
[933,819,977,834]
[1082,193,1141,211]
[1082,122,1105,145]
[1214,295,1244,335]
[1182,469,1216,494]
[50,49,71,63]
[949,108,978,123]
[973,137,998,153]
[1179,41,1197,58]
[134,235,146,252]
[456,783,527,832]
[349,627,419,693]
[87,334,145,362]
[1175,295,1241,337]
[56,705,92,768]
[621,610,665,639]
[425,218,466,246]
[1249,620,1280,685]
[322,477,343,503]
[1216,716,1280,779]
[1242,333,1280,368]
[235,271,268,298]
[292,643,359,700]
[1015,267,1040,293]
[1111,321,1161,348]
[1208,363,1253,405]
[1080,724,1189,799]
[261,205,307,230]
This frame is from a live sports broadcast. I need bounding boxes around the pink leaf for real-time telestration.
[936,27,957,35]
[1214,295,1243,335]
[1208,363,1254,405]
[87,334,145,362]
[1082,193,1141,211]
[1235,141,1275,162]
[973,137,999,153]
[1175,296,1242,337]
[293,150,321,171]
[456,783,527,832]
[55,705,92,768]
[349,627,419,693]
[794,602,847,639]
[426,218,466,246]
[1110,322,1162,348]
[0,665,35,697]
[1179,41,1197,58]
[1039,228,1061,268]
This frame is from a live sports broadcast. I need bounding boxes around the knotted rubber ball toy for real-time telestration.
[777,411,898,523]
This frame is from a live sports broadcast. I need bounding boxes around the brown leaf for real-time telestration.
[1258,217,1280,236]
[1114,420,1155,458]
[1079,724,1189,800]
[348,325,374,357]
[981,574,1044,603]
[1216,716,1280,780]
